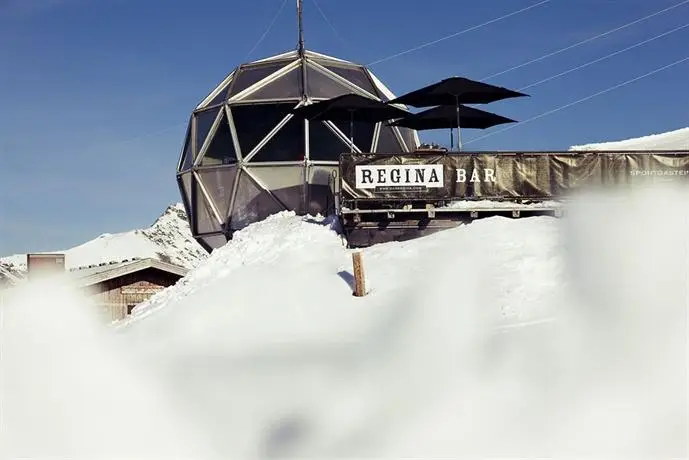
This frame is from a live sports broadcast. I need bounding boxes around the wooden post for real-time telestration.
[352,251,366,297]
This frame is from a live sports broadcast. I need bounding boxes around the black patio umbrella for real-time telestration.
[387,76,528,150]
[291,94,410,152]
[388,104,516,149]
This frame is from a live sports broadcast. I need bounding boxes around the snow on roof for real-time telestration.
[70,258,188,288]
[570,126,689,151]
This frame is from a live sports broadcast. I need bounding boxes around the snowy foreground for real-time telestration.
[2,185,688,459]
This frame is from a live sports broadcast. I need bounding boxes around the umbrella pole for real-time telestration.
[457,122,463,151]
[450,127,454,149]
[455,95,462,151]
[349,109,354,153]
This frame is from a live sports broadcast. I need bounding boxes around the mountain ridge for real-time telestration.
[0,203,207,287]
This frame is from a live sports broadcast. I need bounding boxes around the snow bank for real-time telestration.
[122,211,346,323]
[0,278,217,459]
[570,126,689,151]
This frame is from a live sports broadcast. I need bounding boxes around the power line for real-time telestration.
[82,1,689,154]
[82,1,550,152]
[311,0,351,52]
[482,0,689,80]
[245,0,290,60]
[464,54,689,146]
[519,21,689,91]
[367,0,551,67]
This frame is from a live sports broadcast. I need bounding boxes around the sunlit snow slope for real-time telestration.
[570,126,689,150]
[115,186,687,458]
[4,187,687,458]
[0,203,207,278]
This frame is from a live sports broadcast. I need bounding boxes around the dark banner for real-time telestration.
[339,152,689,200]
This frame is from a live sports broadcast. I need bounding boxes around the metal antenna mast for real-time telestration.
[297,0,305,57]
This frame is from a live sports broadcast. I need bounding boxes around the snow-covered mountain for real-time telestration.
[0,203,207,286]
[570,126,689,150]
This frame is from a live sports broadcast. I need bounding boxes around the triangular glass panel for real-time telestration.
[331,119,375,154]
[194,180,222,234]
[307,165,338,188]
[398,126,418,152]
[369,74,392,102]
[180,125,194,171]
[324,64,379,97]
[241,67,302,101]
[194,108,221,156]
[228,61,292,97]
[307,165,338,215]
[199,234,227,251]
[375,125,404,153]
[196,166,237,220]
[201,110,237,166]
[246,166,305,212]
[231,103,295,159]
[207,85,230,107]
[177,172,193,217]
[306,64,357,99]
[309,121,351,161]
[229,171,285,230]
[249,115,305,162]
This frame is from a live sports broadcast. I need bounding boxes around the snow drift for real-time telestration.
[0,278,216,459]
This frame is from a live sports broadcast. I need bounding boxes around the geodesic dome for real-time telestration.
[176,49,420,252]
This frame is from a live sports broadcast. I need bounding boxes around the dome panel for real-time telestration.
[179,49,421,251]
[240,67,303,101]
[179,125,193,171]
[198,234,228,251]
[249,115,305,162]
[330,119,375,153]
[376,125,404,153]
[228,60,293,98]
[308,164,337,185]
[229,170,285,230]
[207,80,232,107]
[246,165,305,212]
[323,64,379,97]
[197,70,235,110]
[194,178,223,234]
[197,167,237,220]
[195,108,221,158]
[177,172,193,218]
[399,127,419,152]
[231,103,295,158]
[307,164,338,214]
[308,121,351,161]
[200,109,237,166]
[305,64,358,99]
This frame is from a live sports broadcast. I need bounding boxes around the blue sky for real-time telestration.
[1,0,688,255]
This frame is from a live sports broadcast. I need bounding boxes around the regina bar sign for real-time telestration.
[341,152,689,201]
[355,164,444,190]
